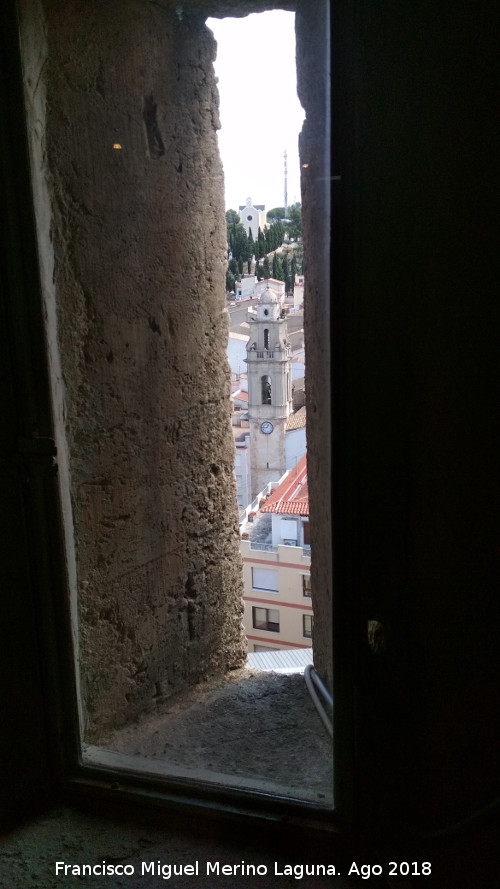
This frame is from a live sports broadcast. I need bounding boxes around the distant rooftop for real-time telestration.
[246,647,313,673]
[285,405,306,431]
[231,389,248,403]
[260,453,308,516]
[239,203,265,211]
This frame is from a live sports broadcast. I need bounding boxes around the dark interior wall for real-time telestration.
[20,0,249,739]
[2,0,498,838]
[0,0,62,816]
[0,218,51,815]
[334,0,500,825]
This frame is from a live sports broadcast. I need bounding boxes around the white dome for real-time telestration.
[259,284,277,305]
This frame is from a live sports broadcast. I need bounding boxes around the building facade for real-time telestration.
[240,456,312,652]
[236,275,286,303]
[234,433,251,511]
[293,273,304,308]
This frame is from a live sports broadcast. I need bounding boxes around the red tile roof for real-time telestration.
[232,389,248,402]
[260,454,309,516]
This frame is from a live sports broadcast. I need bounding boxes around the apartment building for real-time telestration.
[240,455,312,652]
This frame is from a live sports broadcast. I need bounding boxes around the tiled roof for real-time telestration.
[272,496,309,516]
[285,406,306,430]
[232,389,248,402]
[260,454,309,516]
[246,647,313,672]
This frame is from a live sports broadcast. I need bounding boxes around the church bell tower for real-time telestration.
[245,285,292,499]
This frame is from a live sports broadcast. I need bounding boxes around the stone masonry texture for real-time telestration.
[22,0,253,738]
[20,0,331,738]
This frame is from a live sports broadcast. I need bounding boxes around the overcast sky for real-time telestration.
[207,12,305,214]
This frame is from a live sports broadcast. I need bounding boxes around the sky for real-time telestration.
[206,12,305,214]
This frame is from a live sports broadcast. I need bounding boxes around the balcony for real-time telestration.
[249,541,278,553]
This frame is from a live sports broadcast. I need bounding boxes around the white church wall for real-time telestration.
[239,200,266,240]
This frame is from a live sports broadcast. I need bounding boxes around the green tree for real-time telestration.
[262,256,270,279]
[226,269,235,292]
[265,220,284,253]
[257,227,266,258]
[264,226,272,253]
[293,244,303,273]
[281,255,291,292]
[272,252,284,280]
[271,220,285,250]
[229,222,251,264]
[266,206,285,223]
[225,208,240,225]
[287,204,302,241]
[247,229,254,257]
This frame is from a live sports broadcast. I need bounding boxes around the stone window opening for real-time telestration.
[261,374,272,404]
[20,0,333,814]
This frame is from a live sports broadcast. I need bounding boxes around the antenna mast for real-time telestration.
[283,149,288,220]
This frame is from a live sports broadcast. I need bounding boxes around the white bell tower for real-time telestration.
[245,285,293,499]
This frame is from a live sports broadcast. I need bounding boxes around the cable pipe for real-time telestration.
[304,664,333,737]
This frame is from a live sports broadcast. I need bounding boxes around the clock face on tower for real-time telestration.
[261,421,274,435]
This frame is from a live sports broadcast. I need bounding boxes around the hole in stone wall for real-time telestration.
[22,0,331,809]
[85,10,331,807]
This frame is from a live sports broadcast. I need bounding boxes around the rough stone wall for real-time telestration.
[21,0,248,739]
[295,2,332,691]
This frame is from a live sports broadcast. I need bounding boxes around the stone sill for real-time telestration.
[91,668,333,807]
